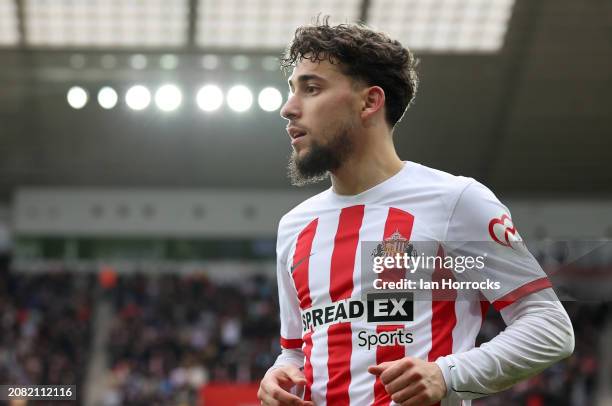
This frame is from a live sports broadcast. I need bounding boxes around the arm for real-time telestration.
[259,219,312,406]
[369,180,574,405]
[368,289,574,405]
[272,348,305,370]
[436,288,575,400]
[437,181,574,400]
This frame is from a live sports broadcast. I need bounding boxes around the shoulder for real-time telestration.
[405,163,511,242]
[408,161,474,190]
[405,161,477,210]
[442,174,514,242]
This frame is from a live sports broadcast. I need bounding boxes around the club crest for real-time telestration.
[371,229,417,259]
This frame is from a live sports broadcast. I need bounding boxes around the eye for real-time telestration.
[305,85,319,94]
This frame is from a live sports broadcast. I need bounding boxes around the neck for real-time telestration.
[330,131,404,196]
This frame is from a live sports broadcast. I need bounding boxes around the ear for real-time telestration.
[360,86,386,122]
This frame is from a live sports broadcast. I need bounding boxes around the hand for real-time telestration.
[368,357,447,406]
[258,365,314,406]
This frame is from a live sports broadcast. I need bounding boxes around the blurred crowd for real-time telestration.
[102,273,280,406]
[0,263,93,404]
[100,272,609,406]
[0,260,608,406]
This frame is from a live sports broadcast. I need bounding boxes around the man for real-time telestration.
[258,19,574,406]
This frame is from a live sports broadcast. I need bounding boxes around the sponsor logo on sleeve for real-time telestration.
[488,214,521,248]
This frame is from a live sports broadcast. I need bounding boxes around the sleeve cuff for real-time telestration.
[435,356,454,399]
[272,348,305,370]
[280,336,304,349]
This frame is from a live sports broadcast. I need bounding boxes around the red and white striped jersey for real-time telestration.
[276,161,550,406]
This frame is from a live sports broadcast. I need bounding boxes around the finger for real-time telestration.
[274,367,306,389]
[367,361,393,375]
[285,366,308,385]
[391,380,426,403]
[261,368,313,405]
[380,358,415,385]
[268,386,311,405]
[260,382,298,405]
[276,374,305,393]
[368,365,383,376]
[402,392,430,406]
[385,370,421,395]
[258,389,281,406]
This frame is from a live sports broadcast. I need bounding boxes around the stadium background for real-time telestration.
[0,0,611,405]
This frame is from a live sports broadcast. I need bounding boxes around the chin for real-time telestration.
[293,143,310,156]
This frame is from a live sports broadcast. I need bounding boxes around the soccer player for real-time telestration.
[258,19,574,406]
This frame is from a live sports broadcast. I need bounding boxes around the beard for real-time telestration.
[287,123,354,187]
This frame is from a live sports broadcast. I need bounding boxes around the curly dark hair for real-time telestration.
[281,17,419,128]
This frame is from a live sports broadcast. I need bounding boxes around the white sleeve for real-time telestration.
[274,220,305,366]
[444,180,552,305]
[435,288,575,400]
[435,181,574,400]
[272,349,306,370]
[277,253,305,350]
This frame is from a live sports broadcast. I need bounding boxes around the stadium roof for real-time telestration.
[0,0,611,200]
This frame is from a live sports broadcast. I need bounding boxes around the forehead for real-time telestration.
[287,58,348,85]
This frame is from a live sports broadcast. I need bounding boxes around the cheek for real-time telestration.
[313,95,355,124]
[303,92,358,140]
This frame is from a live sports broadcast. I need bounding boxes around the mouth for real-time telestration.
[287,126,308,145]
[291,132,307,146]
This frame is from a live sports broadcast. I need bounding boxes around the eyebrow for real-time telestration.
[288,74,327,91]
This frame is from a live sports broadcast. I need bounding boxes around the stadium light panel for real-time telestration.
[69,54,87,69]
[227,85,253,113]
[261,56,279,72]
[160,54,179,70]
[230,55,250,71]
[97,87,118,109]
[201,55,220,70]
[367,0,515,53]
[154,84,182,112]
[0,0,19,46]
[24,0,188,47]
[125,85,151,111]
[196,0,361,49]
[130,54,148,70]
[196,85,224,112]
[67,86,88,109]
[100,54,118,69]
[258,87,283,112]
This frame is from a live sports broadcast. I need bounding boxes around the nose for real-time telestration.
[280,93,300,121]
